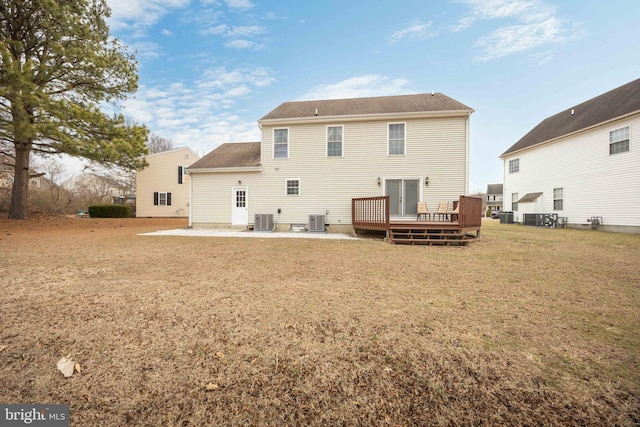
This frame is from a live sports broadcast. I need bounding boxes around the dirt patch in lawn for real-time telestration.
[1,216,638,426]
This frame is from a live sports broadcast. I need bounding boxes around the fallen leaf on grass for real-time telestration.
[204,383,219,391]
[57,356,75,377]
[0,345,7,353]
[214,352,224,359]
[74,362,82,373]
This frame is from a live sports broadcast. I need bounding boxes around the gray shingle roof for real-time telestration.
[502,78,640,157]
[188,142,260,169]
[517,192,543,203]
[259,93,473,121]
[487,183,503,194]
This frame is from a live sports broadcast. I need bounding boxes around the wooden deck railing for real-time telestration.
[353,195,482,231]
[352,196,389,231]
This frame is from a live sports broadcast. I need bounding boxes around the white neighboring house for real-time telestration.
[136,147,200,217]
[500,78,640,233]
[188,93,474,232]
[486,184,503,214]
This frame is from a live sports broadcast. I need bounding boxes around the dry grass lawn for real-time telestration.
[0,216,638,426]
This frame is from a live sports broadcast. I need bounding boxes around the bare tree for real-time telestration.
[147,134,175,154]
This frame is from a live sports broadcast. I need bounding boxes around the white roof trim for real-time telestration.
[186,166,262,173]
[144,146,200,159]
[259,109,474,126]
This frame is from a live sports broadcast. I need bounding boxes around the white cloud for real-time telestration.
[390,21,436,43]
[203,24,229,35]
[227,25,265,37]
[224,39,262,49]
[201,23,266,49]
[202,0,254,10]
[454,0,584,61]
[476,17,563,61]
[161,29,173,36]
[299,75,412,101]
[116,66,276,155]
[202,24,265,37]
[106,0,190,31]
[224,0,254,10]
[129,41,162,59]
[453,0,543,31]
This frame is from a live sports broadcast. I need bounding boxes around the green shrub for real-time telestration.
[88,204,131,218]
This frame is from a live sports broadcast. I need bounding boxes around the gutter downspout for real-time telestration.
[465,112,471,195]
[188,169,193,228]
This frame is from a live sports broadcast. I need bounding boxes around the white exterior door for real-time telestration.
[232,187,248,226]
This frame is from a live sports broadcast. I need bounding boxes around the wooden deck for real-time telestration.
[352,195,482,246]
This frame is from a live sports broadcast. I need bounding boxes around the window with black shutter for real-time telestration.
[178,166,183,184]
[154,192,171,206]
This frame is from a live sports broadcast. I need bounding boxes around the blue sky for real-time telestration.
[103,0,640,192]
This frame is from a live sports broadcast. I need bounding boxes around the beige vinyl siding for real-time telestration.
[190,171,259,226]
[136,147,199,217]
[189,114,470,229]
[255,116,468,226]
[502,113,640,227]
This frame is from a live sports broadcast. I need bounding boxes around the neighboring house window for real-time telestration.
[286,179,300,195]
[388,123,405,155]
[553,188,564,210]
[511,193,518,211]
[609,126,629,154]
[274,128,289,158]
[153,192,172,206]
[327,126,343,157]
[509,158,519,173]
[178,166,183,184]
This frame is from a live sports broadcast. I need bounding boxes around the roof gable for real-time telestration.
[188,142,260,169]
[502,78,640,157]
[259,93,473,122]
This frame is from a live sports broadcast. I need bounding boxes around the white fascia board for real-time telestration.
[145,146,200,159]
[186,166,262,174]
[258,109,474,126]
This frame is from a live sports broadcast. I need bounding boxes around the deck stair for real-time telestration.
[389,225,470,246]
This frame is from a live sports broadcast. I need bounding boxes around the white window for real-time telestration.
[388,123,405,155]
[509,158,519,173]
[327,126,343,157]
[274,128,289,158]
[553,188,563,211]
[511,192,518,211]
[609,126,629,155]
[154,192,171,206]
[286,179,300,195]
[236,190,246,208]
